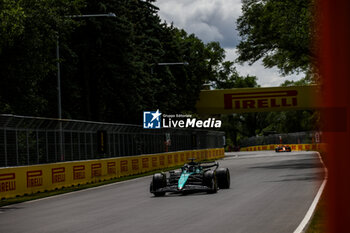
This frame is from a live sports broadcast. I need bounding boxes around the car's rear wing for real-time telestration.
[200,161,219,169]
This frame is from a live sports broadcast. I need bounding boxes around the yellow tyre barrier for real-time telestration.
[240,144,326,152]
[0,148,224,199]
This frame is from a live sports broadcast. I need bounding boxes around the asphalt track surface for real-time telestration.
[0,151,325,233]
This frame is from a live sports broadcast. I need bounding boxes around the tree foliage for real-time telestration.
[236,0,315,75]
[212,62,259,146]
[0,0,25,50]
[0,0,233,123]
[0,0,84,115]
[0,0,317,144]
[220,0,318,147]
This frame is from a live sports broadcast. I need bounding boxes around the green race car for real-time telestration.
[150,158,230,197]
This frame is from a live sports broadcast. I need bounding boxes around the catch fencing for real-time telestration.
[240,131,322,147]
[0,114,225,167]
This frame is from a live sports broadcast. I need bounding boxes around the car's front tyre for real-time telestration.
[151,173,166,197]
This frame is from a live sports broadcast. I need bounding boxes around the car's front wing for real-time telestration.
[152,184,210,193]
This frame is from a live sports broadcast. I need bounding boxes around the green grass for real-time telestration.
[0,165,182,207]
[305,193,327,233]
[305,151,327,233]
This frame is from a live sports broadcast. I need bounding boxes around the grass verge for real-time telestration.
[305,190,327,233]
[305,151,327,233]
[0,165,183,207]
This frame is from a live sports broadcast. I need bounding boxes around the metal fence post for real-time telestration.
[3,128,7,167]
[70,131,73,161]
[54,130,57,162]
[26,130,29,165]
[118,132,121,157]
[59,121,64,162]
[90,133,93,159]
[78,132,81,160]
[36,130,39,164]
[46,131,49,163]
[15,130,19,165]
[84,133,87,160]
[113,132,116,157]
[2,116,13,167]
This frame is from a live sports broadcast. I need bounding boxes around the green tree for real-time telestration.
[271,77,320,133]
[253,78,319,137]
[236,0,315,75]
[280,77,311,87]
[0,0,25,51]
[0,0,236,125]
[211,59,259,147]
[0,0,84,115]
[214,61,258,89]
[55,0,228,123]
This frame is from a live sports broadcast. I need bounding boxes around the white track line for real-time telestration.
[293,152,328,233]
[0,175,152,209]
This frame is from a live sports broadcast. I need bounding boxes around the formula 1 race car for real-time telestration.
[275,145,292,152]
[150,158,230,196]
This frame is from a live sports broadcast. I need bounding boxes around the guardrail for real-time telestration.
[0,114,225,167]
[0,148,225,199]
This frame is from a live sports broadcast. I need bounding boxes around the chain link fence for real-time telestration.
[240,131,321,147]
[0,114,225,167]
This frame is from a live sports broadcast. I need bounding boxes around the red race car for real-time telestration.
[275,145,292,152]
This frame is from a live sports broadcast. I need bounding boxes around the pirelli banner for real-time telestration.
[240,144,326,152]
[0,148,224,199]
[196,86,319,114]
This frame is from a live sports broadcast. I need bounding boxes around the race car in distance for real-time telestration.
[150,158,230,197]
[275,145,292,152]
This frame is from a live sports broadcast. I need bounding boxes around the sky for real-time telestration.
[154,0,303,87]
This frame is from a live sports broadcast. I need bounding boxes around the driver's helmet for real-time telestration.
[189,165,196,172]
[182,164,189,171]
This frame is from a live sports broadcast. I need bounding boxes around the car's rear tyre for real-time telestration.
[216,168,230,189]
[151,173,166,197]
[204,170,217,194]
[207,176,218,194]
